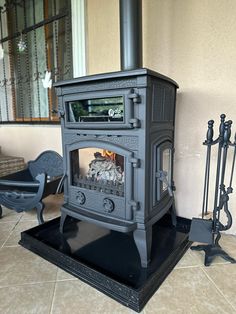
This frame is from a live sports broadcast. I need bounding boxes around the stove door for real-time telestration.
[153,141,173,206]
[63,89,141,129]
[67,140,139,221]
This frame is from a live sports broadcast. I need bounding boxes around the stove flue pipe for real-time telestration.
[119,0,142,71]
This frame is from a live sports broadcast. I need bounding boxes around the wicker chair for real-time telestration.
[0,150,64,224]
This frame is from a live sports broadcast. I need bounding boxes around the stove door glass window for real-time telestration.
[153,142,172,204]
[162,148,171,192]
[68,97,124,123]
[70,148,124,196]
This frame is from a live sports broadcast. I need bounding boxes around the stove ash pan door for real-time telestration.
[67,141,139,221]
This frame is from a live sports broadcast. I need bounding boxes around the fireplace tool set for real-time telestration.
[189,114,236,266]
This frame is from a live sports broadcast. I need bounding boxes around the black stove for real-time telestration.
[54,67,178,267]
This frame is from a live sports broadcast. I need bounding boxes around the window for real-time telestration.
[0,0,72,123]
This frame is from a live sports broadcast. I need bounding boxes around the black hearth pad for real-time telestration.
[19,215,191,312]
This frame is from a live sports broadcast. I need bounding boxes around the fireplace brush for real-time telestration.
[189,114,236,266]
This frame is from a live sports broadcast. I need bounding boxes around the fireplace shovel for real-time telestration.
[189,218,213,244]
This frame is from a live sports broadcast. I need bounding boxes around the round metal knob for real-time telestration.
[103,198,114,213]
[76,191,86,205]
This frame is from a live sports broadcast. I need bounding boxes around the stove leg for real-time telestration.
[60,211,68,233]
[170,202,177,227]
[36,202,45,225]
[133,226,152,268]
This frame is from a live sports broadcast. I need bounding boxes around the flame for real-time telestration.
[102,150,116,161]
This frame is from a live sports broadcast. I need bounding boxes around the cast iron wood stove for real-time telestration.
[54,0,179,268]
[55,69,178,267]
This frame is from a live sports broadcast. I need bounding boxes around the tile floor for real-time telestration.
[0,195,236,314]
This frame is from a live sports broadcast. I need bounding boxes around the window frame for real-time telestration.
[0,0,86,125]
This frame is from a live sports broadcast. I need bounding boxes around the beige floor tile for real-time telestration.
[21,194,63,222]
[144,267,235,314]
[56,268,77,281]
[0,206,22,222]
[4,220,38,247]
[51,280,139,314]
[0,221,17,247]
[0,282,55,314]
[0,246,58,287]
[203,263,236,309]
[175,248,202,268]
[220,234,236,259]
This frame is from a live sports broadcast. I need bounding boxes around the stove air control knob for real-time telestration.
[76,191,86,205]
[103,198,114,213]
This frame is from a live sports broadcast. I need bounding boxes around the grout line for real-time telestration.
[201,266,236,312]
[1,217,39,248]
[49,268,59,314]
[0,280,58,289]
[1,219,21,248]
[3,244,20,248]
[0,219,21,224]
[0,211,23,224]
[19,214,38,222]
[174,265,203,269]
[56,278,78,282]
[49,282,57,314]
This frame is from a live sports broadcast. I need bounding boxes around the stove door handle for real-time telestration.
[129,118,140,128]
[129,200,140,211]
[128,92,141,103]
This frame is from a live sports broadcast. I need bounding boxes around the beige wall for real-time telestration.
[87,0,236,233]
[0,126,62,161]
[86,0,120,74]
[1,0,236,233]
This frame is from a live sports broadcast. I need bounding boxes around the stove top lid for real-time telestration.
[53,68,179,89]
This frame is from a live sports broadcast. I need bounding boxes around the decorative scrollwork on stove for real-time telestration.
[65,78,137,94]
[76,191,86,205]
[103,198,115,213]
[64,134,139,150]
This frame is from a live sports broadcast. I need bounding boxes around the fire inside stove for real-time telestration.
[71,148,125,197]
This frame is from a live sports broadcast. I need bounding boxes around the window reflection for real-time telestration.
[162,148,171,191]
[68,97,124,123]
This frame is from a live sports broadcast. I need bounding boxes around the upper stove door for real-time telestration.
[63,89,141,129]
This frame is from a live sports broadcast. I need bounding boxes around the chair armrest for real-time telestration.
[0,169,32,181]
[0,173,46,190]
[0,179,40,188]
